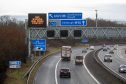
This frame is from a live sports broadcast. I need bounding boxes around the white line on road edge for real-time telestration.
[55,59,61,84]
[83,52,100,84]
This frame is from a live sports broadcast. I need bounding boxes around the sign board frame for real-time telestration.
[28,13,47,28]
[32,39,46,51]
[48,13,82,19]
[81,38,89,44]
[61,20,87,26]
[9,61,21,69]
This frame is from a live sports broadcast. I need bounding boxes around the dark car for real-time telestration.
[103,48,107,51]
[113,47,117,50]
[82,50,87,53]
[119,64,126,73]
[109,50,114,54]
[104,54,112,62]
[110,45,114,47]
[107,47,110,50]
[75,56,83,65]
[60,68,71,78]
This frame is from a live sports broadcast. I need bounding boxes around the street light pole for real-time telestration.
[95,10,98,27]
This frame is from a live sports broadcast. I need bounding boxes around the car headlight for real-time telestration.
[120,69,123,71]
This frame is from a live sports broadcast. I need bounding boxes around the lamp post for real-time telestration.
[95,10,98,27]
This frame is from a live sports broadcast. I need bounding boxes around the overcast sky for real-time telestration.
[0,0,126,21]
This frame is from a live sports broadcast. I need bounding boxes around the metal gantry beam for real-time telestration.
[29,27,126,40]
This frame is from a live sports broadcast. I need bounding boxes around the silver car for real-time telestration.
[119,64,126,73]
[104,54,112,62]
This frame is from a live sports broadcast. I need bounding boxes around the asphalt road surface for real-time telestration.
[34,47,99,84]
[98,45,126,81]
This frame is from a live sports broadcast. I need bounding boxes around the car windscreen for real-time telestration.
[105,55,111,57]
[76,56,83,59]
[121,65,126,68]
[61,69,69,72]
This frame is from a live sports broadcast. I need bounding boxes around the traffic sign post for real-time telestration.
[48,12,87,27]
[61,20,87,26]
[49,22,57,27]
[48,13,82,19]
[49,20,87,27]
[32,40,46,51]
[81,38,89,44]
[9,61,21,69]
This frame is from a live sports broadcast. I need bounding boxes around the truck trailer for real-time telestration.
[61,46,72,61]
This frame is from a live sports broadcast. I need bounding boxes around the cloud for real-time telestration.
[0,0,126,21]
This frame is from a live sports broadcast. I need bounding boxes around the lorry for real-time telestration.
[61,46,72,61]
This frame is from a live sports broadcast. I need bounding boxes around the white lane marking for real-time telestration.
[83,52,100,84]
[55,58,61,84]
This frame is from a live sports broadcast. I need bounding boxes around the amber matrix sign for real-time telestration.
[28,13,47,27]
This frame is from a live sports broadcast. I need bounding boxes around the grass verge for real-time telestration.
[4,48,60,84]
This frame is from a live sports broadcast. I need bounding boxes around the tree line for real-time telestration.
[0,16,27,83]
[86,18,126,27]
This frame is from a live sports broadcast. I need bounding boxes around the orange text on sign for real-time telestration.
[31,16,44,25]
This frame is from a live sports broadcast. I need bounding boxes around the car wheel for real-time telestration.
[119,70,121,73]
[69,74,71,78]
[60,75,62,78]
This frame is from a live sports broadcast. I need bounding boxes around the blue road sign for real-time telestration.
[81,38,89,44]
[49,22,57,26]
[16,61,21,65]
[48,13,82,19]
[61,20,87,26]
[9,61,21,68]
[32,40,46,51]
[9,61,21,65]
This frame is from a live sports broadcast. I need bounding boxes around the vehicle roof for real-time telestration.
[62,46,71,48]
[76,55,83,57]
[90,46,94,47]
[105,54,112,57]
[60,68,70,70]
[120,64,126,67]
[76,56,83,58]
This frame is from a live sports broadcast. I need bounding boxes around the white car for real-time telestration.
[104,54,112,62]
[90,46,94,50]
[119,64,126,73]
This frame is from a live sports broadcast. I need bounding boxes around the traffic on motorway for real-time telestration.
[34,45,100,84]
[98,44,126,82]
[33,44,126,84]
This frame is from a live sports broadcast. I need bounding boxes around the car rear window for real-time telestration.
[105,55,111,57]
[76,56,83,59]
[61,69,69,72]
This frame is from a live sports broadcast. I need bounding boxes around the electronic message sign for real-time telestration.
[28,13,47,27]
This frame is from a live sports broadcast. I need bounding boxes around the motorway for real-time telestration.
[33,47,99,84]
[98,45,126,81]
